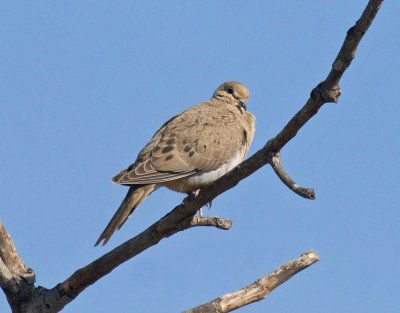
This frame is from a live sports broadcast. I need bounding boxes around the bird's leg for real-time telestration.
[194,189,202,216]
[187,189,203,216]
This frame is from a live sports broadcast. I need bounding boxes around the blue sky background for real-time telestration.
[1,1,399,312]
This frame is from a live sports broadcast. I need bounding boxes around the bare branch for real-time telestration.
[163,216,232,238]
[174,216,232,232]
[268,0,383,153]
[183,250,320,313]
[0,258,17,293]
[269,152,315,199]
[0,221,36,312]
[0,221,32,278]
[53,215,232,304]
[326,0,384,87]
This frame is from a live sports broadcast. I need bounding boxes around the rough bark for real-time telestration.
[0,0,384,312]
[0,221,35,313]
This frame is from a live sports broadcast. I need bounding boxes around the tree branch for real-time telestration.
[17,215,232,312]
[0,258,17,293]
[267,0,383,153]
[173,216,233,233]
[183,250,320,313]
[269,152,315,199]
[1,1,384,312]
[0,221,36,313]
[0,221,32,278]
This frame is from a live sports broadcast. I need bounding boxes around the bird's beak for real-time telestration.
[237,99,247,110]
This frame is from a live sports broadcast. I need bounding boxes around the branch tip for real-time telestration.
[301,249,320,261]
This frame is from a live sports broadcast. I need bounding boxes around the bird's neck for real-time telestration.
[212,94,235,105]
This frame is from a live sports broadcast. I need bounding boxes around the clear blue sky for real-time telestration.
[1,1,399,312]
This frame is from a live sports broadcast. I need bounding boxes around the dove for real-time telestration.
[95,81,255,246]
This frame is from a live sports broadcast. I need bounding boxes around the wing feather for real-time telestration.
[112,101,255,186]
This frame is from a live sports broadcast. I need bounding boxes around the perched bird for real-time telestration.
[95,81,255,246]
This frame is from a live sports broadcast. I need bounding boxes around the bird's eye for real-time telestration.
[227,88,234,94]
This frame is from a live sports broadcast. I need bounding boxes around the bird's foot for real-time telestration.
[187,189,203,216]
[193,189,203,216]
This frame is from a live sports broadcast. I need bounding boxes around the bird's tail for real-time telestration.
[95,184,157,246]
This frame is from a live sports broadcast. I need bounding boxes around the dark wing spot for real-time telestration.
[184,145,191,152]
[164,155,174,161]
[169,133,177,138]
[182,139,188,144]
[153,146,161,153]
[166,139,176,145]
[242,129,248,145]
[188,151,195,157]
[161,146,174,153]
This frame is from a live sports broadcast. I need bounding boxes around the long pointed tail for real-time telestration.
[95,184,157,246]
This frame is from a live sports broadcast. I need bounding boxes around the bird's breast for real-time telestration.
[163,152,243,193]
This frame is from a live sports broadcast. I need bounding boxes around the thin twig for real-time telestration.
[164,215,232,237]
[176,216,232,231]
[269,152,315,199]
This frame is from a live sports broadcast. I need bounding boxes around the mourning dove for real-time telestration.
[95,81,255,246]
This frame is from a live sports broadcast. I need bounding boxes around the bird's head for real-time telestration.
[212,81,249,111]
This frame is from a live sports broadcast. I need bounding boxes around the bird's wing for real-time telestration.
[112,102,254,185]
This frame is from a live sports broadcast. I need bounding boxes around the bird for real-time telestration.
[95,81,255,246]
